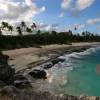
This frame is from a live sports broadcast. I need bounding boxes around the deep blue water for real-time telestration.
[60,46,100,96]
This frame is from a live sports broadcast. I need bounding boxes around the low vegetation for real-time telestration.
[0,21,100,50]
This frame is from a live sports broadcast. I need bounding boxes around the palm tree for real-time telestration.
[1,22,9,29]
[16,26,22,36]
[26,27,32,33]
[31,23,37,30]
[0,29,2,35]
[1,22,9,35]
[68,30,73,36]
[82,32,85,36]
[20,21,26,34]
[37,30,41,34]
[21,21,26,27]
[8,25,13,34]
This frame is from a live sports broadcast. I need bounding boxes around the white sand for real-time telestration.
[2,42,100,72]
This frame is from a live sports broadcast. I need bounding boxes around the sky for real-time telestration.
[0,0,100,34]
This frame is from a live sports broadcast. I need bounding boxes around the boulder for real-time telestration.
[51,58,65,65]
[71,47,88,53]
[14,74,30,88]
[0,52,9,65]
[0,65,15,85]
[0,52,15,85]
[43,63,53,69]
[29,69,47,79]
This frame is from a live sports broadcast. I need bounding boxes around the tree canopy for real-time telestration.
[0,21,100,50]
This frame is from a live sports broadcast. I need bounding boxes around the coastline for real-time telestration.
[0,86,99,100]
[1,42,100,99]
[2,42,100,72]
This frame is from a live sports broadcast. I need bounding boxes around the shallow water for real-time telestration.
[58,46,100,96]
[31,46,100,96]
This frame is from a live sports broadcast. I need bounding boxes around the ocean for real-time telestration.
[45,45,100,96]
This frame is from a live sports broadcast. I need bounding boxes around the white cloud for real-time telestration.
[60,0,95,17]
[87,18,100,24]
[75,0,95,11]
[61,0,72,10]
[60,0,72,17]
[25,0,32,6]
[0,0,46,24]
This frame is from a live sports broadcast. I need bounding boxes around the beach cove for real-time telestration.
[2,42,100,96]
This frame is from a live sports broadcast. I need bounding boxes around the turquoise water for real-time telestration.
[60,47,100,96]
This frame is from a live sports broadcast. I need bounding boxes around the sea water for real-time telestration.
[57,45,100,96]
[48,46,100,96]
[33,45,100,96]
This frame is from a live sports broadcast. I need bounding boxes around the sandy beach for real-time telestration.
[2,42,100,72]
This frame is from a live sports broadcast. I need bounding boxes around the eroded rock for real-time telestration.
[29,69,47,79]
[43,63,53,69]
[0,52,15,85]
[51,58,65,65]
[14,74,31,88]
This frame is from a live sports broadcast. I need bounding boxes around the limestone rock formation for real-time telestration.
[29,69,47,79]
[0,52,15,85]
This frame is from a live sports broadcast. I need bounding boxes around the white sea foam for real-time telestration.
[78,47,98,56]
[63,46,100,60]
[34,45,100,91]
[49,46,100,80]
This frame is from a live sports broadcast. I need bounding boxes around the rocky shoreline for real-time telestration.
[0,45,100,100]
[0,86,100,100]
[17,45,90,74]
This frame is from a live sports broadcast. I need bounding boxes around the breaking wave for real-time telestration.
[45,45,100,88]
[31,45,100,93]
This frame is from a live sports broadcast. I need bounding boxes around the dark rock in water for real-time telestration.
[29,69,47,79]
[14,74,30,88]
[71,47,88,53]
[14,74,27,80]
[71,48,82,53]
[0,52,15,85]
[43,63,53,69]
[51,58,65,65]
